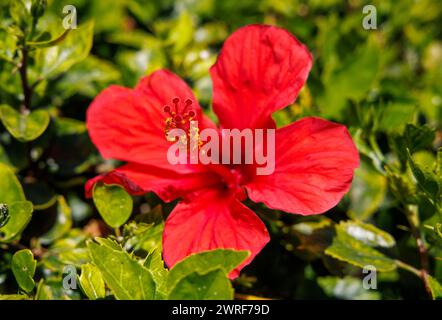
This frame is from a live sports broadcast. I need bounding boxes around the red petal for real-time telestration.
[163,190,270,277]
[210,24,312,130]
[246,117,359,215]
[85,163,221,202]
[84,170,145,198]
[86,69,215,172]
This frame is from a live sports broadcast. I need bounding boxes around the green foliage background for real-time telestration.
[0,0,441,300]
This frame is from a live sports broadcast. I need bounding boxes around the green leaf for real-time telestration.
[124,220,163,253]
[168,268,233,300]
[143,249,168,299]
[35,21,94,79]
[0,203,10,228]
[57,248,90,266]
[0,201,33,242]
[93,183,133,228]
[0,294,29,300]
[87,238,155,300]
[39,196,72,244]
[429,276,442,300]
[0,163,33,242]
[0,144,14,169]
[386,167,417,204]
[404,124,436,153]
[318,276,380,300]
[11,249,37,293]
[79,263,106,300]
[377,102,417,134]
[348,163,387,220]
[54,56,121,99]
[0,162,26,204]
[0,104,50,142]
[407,149,439,199]
[167,11,194,52]
[167,249,249,291]
[35,280,54,300]
[436,147,442,174]
[9,0,30,32]
[321,42,380,117]
[338,221,396,248]
[325,228,396,272]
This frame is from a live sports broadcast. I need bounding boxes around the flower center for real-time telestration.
[163,97,197,141]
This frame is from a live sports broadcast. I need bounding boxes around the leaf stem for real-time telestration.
[18,46,32,113]
[114,227,121,238]
[395,260,421,277]
[403,205,433,299]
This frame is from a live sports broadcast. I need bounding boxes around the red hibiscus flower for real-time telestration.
[85,24,359,277]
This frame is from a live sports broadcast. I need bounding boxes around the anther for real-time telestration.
[163,105,171,113]
[187,110,196,118]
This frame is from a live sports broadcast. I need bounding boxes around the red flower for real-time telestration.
[85,24,359,276]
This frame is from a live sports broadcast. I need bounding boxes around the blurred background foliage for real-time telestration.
[0,0,441,300]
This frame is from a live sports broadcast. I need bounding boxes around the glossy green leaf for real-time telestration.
[87,238,155,300]
[124,220,163,253]
[9,0,30,32]
[321,42,380,117]
[168,268,233,300]
[167,249,249,291]
[167,11,194,52]
[429,276,442,300]
[35,21,94,79]
[79,263,106,300]
[57,248,90,266]
[325,228,396,272]
[11,249,37,293]
[35,280,54,300]
[143,249,168,299]
[0,294,29,300]
[39,196,73,244]
[0,203,10,228]
[0,104,50,142]
[349,164,387,220]
[0,201,33,242]
[386,168,417,204]
[377,103,417,133]
[338,221,395,248]
[93,183,133,228]
[318,276,380,300]
[407,149,439,199]
[436,148,442,178]
[404,124,436,153]
[0,163,26,204]
[54,56,121,99]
